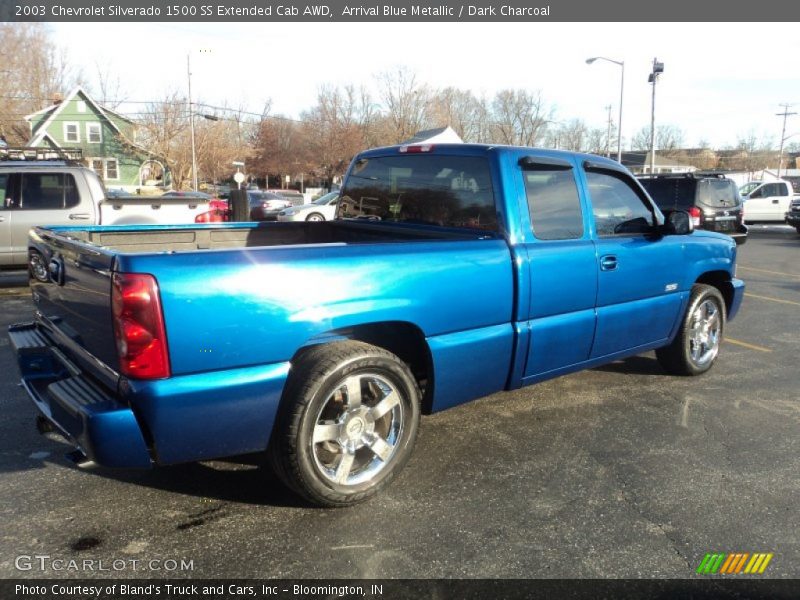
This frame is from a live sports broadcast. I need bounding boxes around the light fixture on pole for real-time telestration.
[586,56,625,162]
[648,58,665,175]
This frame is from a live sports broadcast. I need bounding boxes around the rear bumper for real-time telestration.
[729,224,748,245]
[8,321,291,468]
[728,278,745,322]
[8,322,152,468]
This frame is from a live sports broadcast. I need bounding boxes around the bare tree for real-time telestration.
[91,60,127,109]
[631,124,685,152]
[490,89,552,146]
[427,87,483,141]
[377,67,432,143]
[0,23,80,143]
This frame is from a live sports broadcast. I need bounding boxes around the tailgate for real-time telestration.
[29,227,120,385]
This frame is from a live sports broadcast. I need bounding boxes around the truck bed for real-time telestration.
[59,220,495,253]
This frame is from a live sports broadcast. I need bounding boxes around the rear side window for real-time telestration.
[524,169,583,240]
[696,179,740,208]
[587,171,654,236]
[339,154,497,231]
[20,173,80,210]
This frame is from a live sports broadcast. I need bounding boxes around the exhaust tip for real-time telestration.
[35,416,54,435]
[65,449,93,467]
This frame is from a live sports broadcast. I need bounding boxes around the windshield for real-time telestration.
[739,182,760,196]
[339,154,497,231]
[696,179,740,207]
[313,192,338,205]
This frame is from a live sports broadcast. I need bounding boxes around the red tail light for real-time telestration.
[112,273,170,379]
[688,207,703,228]
[195,209,229,223]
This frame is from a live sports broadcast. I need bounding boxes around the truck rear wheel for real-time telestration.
[270,341,420,507]
[656,284,725,376]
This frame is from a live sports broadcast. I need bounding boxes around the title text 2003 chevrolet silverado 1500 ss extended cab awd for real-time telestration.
[9,144,744,507]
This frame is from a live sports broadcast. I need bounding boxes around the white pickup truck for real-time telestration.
[0,161,212,268]
[739,179,797,223]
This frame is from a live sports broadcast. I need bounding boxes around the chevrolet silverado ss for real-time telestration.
[9,144,745,506]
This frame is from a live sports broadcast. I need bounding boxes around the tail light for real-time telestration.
[688,207,703,228]
[195,209,229,223]
[112,273,170,379]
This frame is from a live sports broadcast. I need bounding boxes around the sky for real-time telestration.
[51,22,800,150]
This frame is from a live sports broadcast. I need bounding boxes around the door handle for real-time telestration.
[0,216,4,222]
[600,255,618,271]
[772,199,779,204]
[68,213,91,220]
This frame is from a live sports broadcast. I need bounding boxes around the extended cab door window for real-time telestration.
[525,168,584,240]
[586,170,654,236]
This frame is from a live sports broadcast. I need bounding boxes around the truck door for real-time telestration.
[516,155,598,381]
[0,173,15,265]
[9,172,84,265]
[582,162,685,358]
[744,181,792,222]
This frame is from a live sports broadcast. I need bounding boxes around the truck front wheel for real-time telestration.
[270,341,421,507]
[656,284,726,376]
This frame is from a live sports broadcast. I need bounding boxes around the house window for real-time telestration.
[88,159,104,176]
[105,158,119,180]
[86,123,102,144]
[64,122,80,143]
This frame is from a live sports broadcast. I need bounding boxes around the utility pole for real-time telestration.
[187,54,198,192]
[605,105,613,158]
[776,103,796,179]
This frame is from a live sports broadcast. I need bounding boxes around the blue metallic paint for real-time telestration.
[12,144,746,471]
[124,361,290,464]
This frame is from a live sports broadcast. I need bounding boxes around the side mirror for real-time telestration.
[663,210,694,235]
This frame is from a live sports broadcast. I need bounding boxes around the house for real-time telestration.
[25,87,169,191]
[402,126,464,145]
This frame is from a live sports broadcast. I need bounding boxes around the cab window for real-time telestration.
[587,170,654,236]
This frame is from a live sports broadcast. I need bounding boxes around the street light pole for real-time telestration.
[648,58,665,175]
[187,54,198,192]
[586,56,625,162]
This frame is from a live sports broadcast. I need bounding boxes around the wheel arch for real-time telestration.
[294,321,435,414]
[695,270,734,316]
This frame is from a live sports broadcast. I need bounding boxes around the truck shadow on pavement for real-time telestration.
[591,355,666,376]
[89,455,316,509]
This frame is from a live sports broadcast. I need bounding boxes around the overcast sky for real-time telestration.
[52,22,800,149]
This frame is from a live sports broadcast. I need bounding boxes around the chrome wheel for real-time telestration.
[306,213,324,222]
[688,299,721,367]
[311,372,404,487]
[29,252,49,282]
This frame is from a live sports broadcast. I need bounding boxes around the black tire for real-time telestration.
[305,212,325,222]
[795,226,800,235]
[656,284,726,376]
[269,341,421,507]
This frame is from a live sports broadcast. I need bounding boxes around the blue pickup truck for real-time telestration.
[9,144,744,507]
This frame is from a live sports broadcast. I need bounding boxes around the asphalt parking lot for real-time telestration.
[0,227,798,580]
